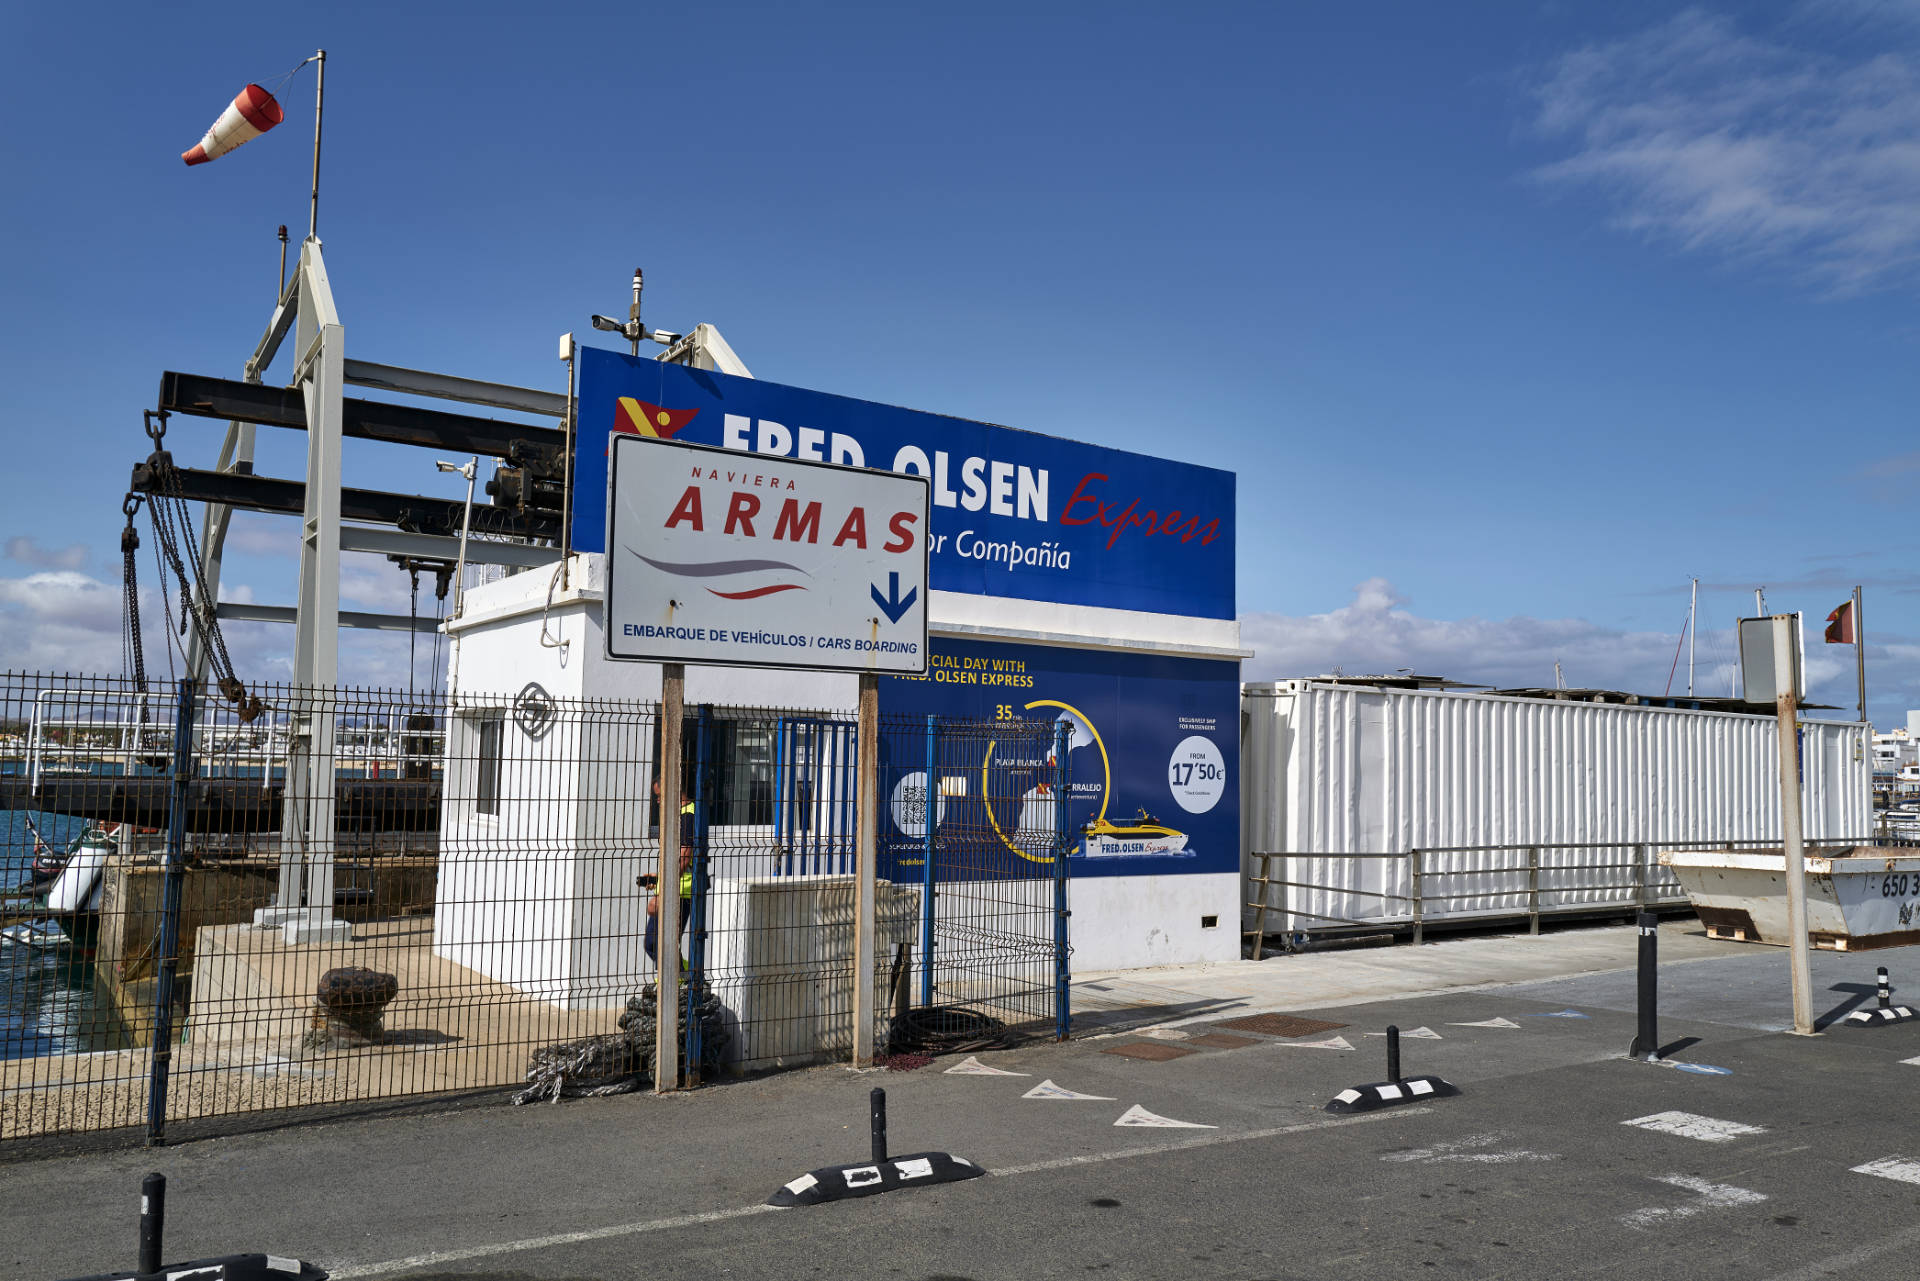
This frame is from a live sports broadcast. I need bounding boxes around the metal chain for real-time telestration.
[141,410,264,722]
[120,494,147,699]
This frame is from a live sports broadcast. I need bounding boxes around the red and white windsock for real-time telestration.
[182,84,285,166]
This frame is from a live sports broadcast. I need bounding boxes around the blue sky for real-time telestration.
[2,2,1916,723]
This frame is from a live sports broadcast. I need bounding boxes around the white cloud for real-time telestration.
[1240,577,1902,718]
[5,537,89,572]
[1528,10,1920,293]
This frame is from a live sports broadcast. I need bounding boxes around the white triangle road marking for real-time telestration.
[944,1055,1030,1077]
[1114,1104,1216,1129]
[1447,1017,1521,1029]
[1853,1156,1920,1185]
[1274,1035,1354,1051]
[1022,1079,1118,1101]
[1364,1027,1442,1039]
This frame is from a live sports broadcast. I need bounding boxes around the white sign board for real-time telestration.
[1738,614,1806,703]
[605,434,930,672]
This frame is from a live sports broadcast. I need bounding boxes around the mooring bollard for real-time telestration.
[1630,910,1658,1061]
[138,1173,165,1275]
[1385,1025,1401,1084]
[870,1087,888,1164]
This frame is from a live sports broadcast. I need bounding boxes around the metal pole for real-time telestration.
[920,714,936,1009]
[684,706,712,1085]
[139,1172,166,1273]
[559,335,576,589]
[437,457,478,704]
[1527,845,1540,936]
[1688,577,1698,697]
[1410,849,1424,946]
[654,667,684,1092]
[870,1087,888,1163]
[1878,966,1891,1010]
[1053,717,1072,1041]
[629,268,644,358]
[277,225,289,299]
[853,674,879,1066]
[1629,910,1658,1061]
[145,678,197,1146]
[1774,615,1815,1036]
[1855,585,1867,726]
[1385,1025,1401,1083]
[307,50,325,240]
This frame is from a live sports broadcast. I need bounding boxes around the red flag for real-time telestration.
[1824,599,1856,644]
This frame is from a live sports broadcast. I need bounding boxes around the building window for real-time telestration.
[476,716,503,816]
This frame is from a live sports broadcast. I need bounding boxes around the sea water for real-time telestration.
[1,810,107,1060]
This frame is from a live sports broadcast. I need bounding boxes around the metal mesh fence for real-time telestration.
[0,673,1072,1143]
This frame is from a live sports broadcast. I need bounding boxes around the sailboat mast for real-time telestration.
[1688,577,1698,697]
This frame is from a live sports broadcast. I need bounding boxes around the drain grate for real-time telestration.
[1101,1042,1198,1061]
[1214,1013,1349,1039]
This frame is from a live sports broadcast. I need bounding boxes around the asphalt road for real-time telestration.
[9,948,1920,1280]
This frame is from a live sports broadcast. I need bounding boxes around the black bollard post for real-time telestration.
[138,1172,165,1275]
[870,1087,888,1164]
[1878,967,1892,1009]
[1630,911,1658,1061]
[1385,1025,1401,1084]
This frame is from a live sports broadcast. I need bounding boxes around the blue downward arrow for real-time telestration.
[871,572,918,624]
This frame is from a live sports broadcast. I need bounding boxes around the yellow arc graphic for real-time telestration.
[981,698,1111,864]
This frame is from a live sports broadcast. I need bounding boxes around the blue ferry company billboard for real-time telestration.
[573,348,1236,620]
[876,638,1240,881]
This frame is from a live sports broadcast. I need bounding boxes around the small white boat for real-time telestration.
[0,919,69,949]
[43,827,114,915]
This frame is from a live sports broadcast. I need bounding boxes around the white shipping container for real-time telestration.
[1242,680,1872,935]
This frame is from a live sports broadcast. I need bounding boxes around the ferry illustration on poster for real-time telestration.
[877,638,1239,879]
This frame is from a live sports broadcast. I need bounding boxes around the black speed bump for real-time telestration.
[1843,967,1919,1026]
[768,1088,986,1207]
[1324,1025,1460,1114]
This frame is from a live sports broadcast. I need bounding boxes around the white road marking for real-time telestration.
[1364,1027,1441,1039]
[1382,1132,1557,1165]
[330,1109,1431,1279]
[1114,1104,1215,1129]
[1448,1017,1521,1029]
[1852,1156,1920,1185]
[944,1055,1029,1076]
[1274,1035,1354,1051]
[1623,1111,1766,1143]
[1022,1079,1117,1101]
[1900,1055,1920,1067]
[1621,1174,1766,1228]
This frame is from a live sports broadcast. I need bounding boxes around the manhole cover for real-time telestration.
[1214,1013,1349,1039]
[1101,1042,1197,1061]
[1186,1033,1258,1049]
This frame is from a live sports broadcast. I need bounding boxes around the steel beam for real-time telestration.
[338,523,558,568]
[215,601,442,634]
[342,359,564,417]
[158,371,564,459]
[129,465,561,541]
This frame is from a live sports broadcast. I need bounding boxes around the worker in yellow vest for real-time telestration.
[642,778,695,965]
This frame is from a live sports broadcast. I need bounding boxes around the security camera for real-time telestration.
[591,315,628,334]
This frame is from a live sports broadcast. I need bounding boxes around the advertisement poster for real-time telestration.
[876,637,1239,880]
[573,348,1236,621]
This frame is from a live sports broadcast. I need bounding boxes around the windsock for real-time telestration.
[182,84,285,166]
